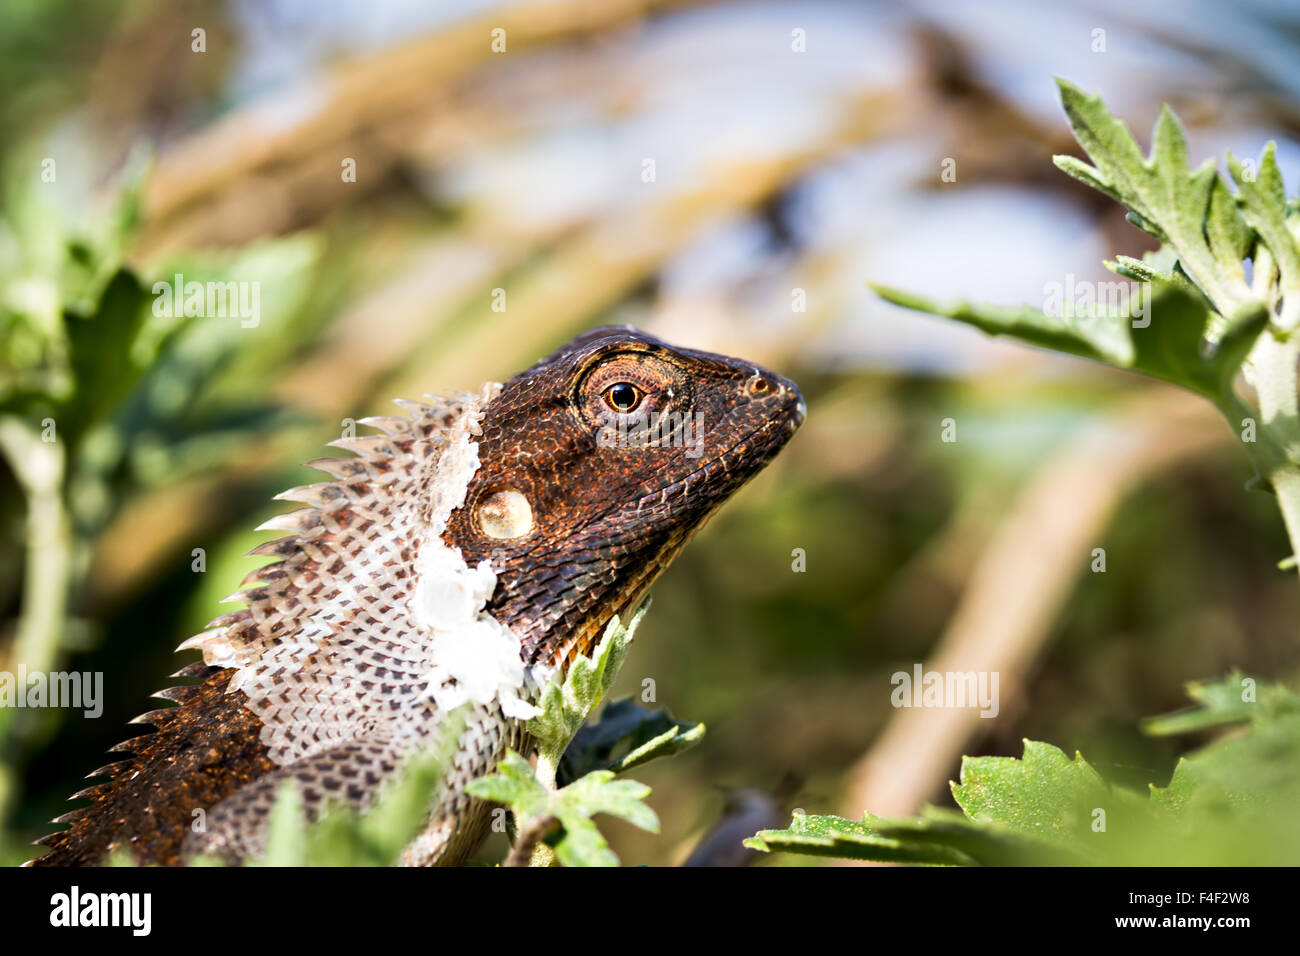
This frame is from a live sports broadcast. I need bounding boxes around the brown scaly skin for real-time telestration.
[31,326,803,866]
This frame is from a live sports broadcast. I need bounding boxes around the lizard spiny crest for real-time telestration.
[178,382,542,770]
[32,327,804,867]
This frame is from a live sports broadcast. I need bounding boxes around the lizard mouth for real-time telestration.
[582,407,802,658]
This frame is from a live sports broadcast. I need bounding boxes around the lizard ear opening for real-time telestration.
[475,488,534,540]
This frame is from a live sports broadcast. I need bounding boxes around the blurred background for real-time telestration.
[2,0,1300,866]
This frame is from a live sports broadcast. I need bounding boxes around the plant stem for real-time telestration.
[506,814,558,867]
[0,417,71,689]
[0,417,71,830]
[1246,333,1300,575]
[528,750,560,867]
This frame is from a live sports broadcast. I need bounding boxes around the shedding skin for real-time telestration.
[30,326,803,866]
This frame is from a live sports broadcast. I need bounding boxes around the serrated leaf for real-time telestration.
[1055,79,1254,317]
[756,676,1300,866]
[1056,80,1156,223]
[745,811,974,865]
[465,749,548,812]
[1142,672,1300,735]
[1143,710,1300,864]
[749,741,1150,866]
[1124,210,1169,241]
[528,601,648,763]
[1132,288,1268,403]
[872,807,1084,866]
[875,280,1266,408]
[746,807,1077,866]
[549,816,616,867]
[469,603,669,866]
[1231,143,1300,328]
[468,750,659,867]
[1206,174,1252,282]
[616,721,706,775]
[560,772,659,835]
[871,283,1132,366]
[952,740,1112,849]
[558,697,705,784]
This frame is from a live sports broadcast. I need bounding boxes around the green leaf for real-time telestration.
[870,283,1132,366]
[1052,154,1121,207]
[470,602,689,866]
[952,740,1115,849]
[1141,711,1300,864]
[1123,210,1168,242]
[745,805,1078,866]
[1142,672,1300,735]
[60,268,151,441]
[1053,87,1153,221]
[259,781,307,867]
[558,697,705,784]
[559,772,659,837]
[1109,246,1202,298]
[1053,79,1254,318]
[874,280,1267,409]
[465,749,548,813]
[253,705,469,867]
[871,808,1083,866]
[528,601,648,766]
[1109,255,1170,285]
[467,750,659,867]
[745,811,974,865]
[745,742,1132,866]
[1136,290,1267,404]
[350,706,471,861]
[1205,175,1252,283]
[753,678,1300,866]
[1231,143,1300,327]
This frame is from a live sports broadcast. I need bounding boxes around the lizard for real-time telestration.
[29,325,804,866]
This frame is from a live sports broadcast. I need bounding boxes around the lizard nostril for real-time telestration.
[747,375,773,397]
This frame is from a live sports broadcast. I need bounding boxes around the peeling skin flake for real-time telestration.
[175,381,542,764]
[412,381,538,718]
[413,551,497,629]
[413,551,539,720]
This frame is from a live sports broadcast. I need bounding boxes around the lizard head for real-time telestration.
[444,325,804,669]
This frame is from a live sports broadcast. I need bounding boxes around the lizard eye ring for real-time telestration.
[602,382,643,413]
[572,348,687,432]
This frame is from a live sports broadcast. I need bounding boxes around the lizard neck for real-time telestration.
[448,447,758,674]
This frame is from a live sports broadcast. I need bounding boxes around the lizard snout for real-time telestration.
[745,368,805,431]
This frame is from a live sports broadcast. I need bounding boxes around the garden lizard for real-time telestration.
[31,326,803,866]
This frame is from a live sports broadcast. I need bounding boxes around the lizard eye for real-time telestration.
[603,382,643,413]
[573,349,686,433]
